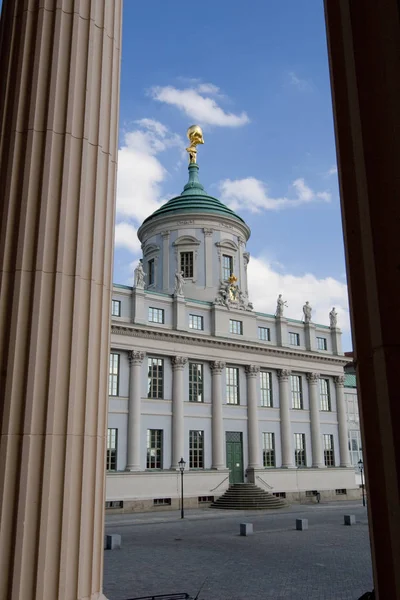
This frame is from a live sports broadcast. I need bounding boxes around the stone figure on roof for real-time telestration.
[175,271,185,296]
[275,294,288,318]
[134,260,145,289]
[303,301,312,323]
[329,307,338,328]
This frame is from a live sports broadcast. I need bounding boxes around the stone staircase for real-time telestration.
[210,483,288,510]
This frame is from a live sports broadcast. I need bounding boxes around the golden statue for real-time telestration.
[186,124,204,163]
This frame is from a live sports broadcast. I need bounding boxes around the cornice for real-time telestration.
[111,324,349,366]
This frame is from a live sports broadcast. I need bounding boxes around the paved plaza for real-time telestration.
[104,501,373,600]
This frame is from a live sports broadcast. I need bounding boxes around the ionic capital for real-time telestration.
[306,372,320,384]
[171,356,188,370]
[277,368,291,382]
[210,361,225,374]
[128,350,145,367]
[245,364,260,378]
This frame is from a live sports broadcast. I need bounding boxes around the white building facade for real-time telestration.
[106,161,358,512]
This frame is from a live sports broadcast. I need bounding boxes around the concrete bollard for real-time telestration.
[344,514,356,526]
[296,518,308,531]
[105,534,121,550]
[240,523,253,536]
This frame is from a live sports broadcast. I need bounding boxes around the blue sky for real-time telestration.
[116,1,351,350]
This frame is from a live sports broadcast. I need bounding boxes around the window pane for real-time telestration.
[323,434,335,466]
[226,367,239,404]
[258,327,270,341]
[148,307,164,324]
[294,433,306,466]
[148,259,155,285]
[109,353,119,396]
[189,363,203,402]
[290,375,303,409]
[260,371,273,407]
[147,357,164,399]
[319,378,331,411]
[111,300,121,317]
[289,332,300,346]
[222,254,233,281]
[262,432,275,467]
[106,428,118,471]
[229,319,242,335]
[189,430,204,468]
[189,314,203,330]
[317,336,327,350]
[147,429,163,469]
[180,252,194,278]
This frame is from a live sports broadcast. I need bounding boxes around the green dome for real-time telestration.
[140,163,246,226]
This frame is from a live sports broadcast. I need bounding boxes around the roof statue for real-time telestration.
[186,124,204,164]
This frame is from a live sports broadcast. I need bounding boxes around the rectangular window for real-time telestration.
[229,319,243,335]
[106,428,118,471]
[258,326,271,341]
[109,353,119,396]
[290,375,303,409]
[317,336,327,351]
[222,254,233,280]
[189,430,204,468]
[146,429,163,469]
[189,314,204,330]
[262,432,275,467]
[148,258,155,285]
[189,362,203,402]
[260,371,273,407]
[289,332,300,346]
[319,378,331,411]
[323,434,335,467]
[346,393,359,423]
[180,251,194,278]
[147,357,164,399]
[348,430,362,466]
[294,433,306,467]
[111,300,121,317]
[148,307,164,324]
[226,367,239,404]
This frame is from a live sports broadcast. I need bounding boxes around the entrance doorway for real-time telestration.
[226,432,244,484]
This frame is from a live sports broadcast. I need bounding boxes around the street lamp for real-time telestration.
[358,458,366,507]
[178,457,186,519]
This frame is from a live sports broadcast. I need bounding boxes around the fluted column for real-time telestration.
[171,356,187,469]
[210,361,226,469]
[307,372,325,468]
[335,375,351,467]
[277,369,294,467]
[245,365,261,468]
[126,351,145,471]
[0,2,122,600]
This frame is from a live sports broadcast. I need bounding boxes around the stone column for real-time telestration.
[171,356,187,469]
[126,351,145,471]
[210,361,226,469]
[277,369,294,468]
[335,376,351,467]
[204,228,213,288]
[307,373,325,468]
[0,2,122,600]
[245,365,261,468]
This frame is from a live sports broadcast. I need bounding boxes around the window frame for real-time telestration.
[146,429,163,469]
[147,357,164,399]
[106,428,118,471]
[317,336,327,351]
[319,378,331,411]
[260,371,273,407]
[148,258,155,286]
[258,326,271,341]
[229,319,243,335]
[262,432,276,467]
[226,366,240,405]
[180,251,194,279]
[109,353,120,397]
[189,314,204,331]
[189,362,204,403]
[290,374,303,409]
[294,433,306,467]
[189,430,204,469]
[289,331,300,346]
[323,433,335,467]
[222,254,234,281]
[111,299,121,317]
[148,306,164,324]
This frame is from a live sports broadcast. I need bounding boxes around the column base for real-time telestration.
[125,465,141,472]
[312,464,327,468]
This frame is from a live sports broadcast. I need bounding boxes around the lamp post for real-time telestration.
[178,457,186,519]
[358,458,366,507]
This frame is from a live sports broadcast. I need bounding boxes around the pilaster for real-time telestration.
[245,365,261,468]
[171,356,188,469]
[330,327,343,355]
[132,287,147,324]
[304,322,317,351]
[276,317,288,347]
[307,372,325,468]
[161,230,170,291]
[204,228,214,288]
[335,375,352,467]
[173,294,187,331]
[277,369,294,467]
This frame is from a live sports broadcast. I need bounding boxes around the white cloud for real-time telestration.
[327,165,338,176]
[114,222,141,254]
[288,71,313,92]
[247,255,350,333]
[116,119,183,225]
[219,177,331,213]
[149,84,249,127]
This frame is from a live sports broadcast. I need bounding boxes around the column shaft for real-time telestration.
[171,357,187,469]
[211,361,225,469]
[335,376,351,467]
[126,352,145,471]
[246,365,260,468]
[0,2,122,599]
[307,373,325,468]
[278,370,294,468]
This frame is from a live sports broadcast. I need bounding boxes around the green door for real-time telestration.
[226,432,244,484]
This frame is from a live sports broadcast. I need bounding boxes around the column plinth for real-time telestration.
[307,372,325,468]
[126,351,145,471]
[171,356,187,469]
[210,361,225,469]
[277,369,294,468]
[245,365,261,468]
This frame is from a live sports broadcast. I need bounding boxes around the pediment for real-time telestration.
[173,235,201,247]
[143,243,160,256]
[215,239,238,251]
